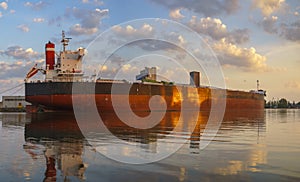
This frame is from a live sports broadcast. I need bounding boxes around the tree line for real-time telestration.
[265,98,300,108]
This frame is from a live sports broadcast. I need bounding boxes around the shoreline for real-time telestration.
[0,108,26,112]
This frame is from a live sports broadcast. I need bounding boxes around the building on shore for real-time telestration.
[0,96,30,112]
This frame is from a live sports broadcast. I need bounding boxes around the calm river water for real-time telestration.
[0,109,299,181]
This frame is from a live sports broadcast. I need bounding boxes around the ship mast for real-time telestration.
[61,30,72,51]
[257,80,260,90]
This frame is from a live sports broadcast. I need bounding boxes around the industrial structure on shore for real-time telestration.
[0,96,29,112]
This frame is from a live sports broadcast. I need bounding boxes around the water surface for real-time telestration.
[0,109,299,181]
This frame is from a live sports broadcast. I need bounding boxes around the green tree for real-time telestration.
[278,98,288,108]
[265,100,272,108]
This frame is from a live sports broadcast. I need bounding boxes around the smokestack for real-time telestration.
[45,41,55,70]
[190,71,200,87]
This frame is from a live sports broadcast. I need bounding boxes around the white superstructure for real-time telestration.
[47,31,85,82]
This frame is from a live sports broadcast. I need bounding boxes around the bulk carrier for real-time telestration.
[25,32,266,113]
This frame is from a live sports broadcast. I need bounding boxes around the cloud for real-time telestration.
[228,29,250,44]
[109,24,186,54]
[69,24,98,35]
[169,8,184,20]
[112,23,154,37]
[188,16,249,44]
[24,1,48,10]
[109,54,125,65]
[33,17,45,23]
[280,19,300,42]
[0,59,44,80]
[251,1,300,43]
[255,13,300,42]
[213,39,268,71]
[252,0,286,16]
[258,16,278,33]
[150,0,239,16]
[48,16,62,27]
[0,2,8,10]
[17,24,30,32]
[258,17,300,42]
[189,16,227,40]
[81,0,104,6]
[127,39,180,53]
[0,12,2,18]
[0,46,42,61]
[163,31,187,48]
[66,7,109,36]
[96,58,140,80]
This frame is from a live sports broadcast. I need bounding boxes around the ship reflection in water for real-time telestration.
[22,109,265,181]
[24,113,86,181]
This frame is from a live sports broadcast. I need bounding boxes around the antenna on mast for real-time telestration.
[257,80,259,90]
[61,30,72,51]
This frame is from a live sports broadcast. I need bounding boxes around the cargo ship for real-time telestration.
[25,32,266,113]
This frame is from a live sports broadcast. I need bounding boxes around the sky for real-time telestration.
[0,0,299,102]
